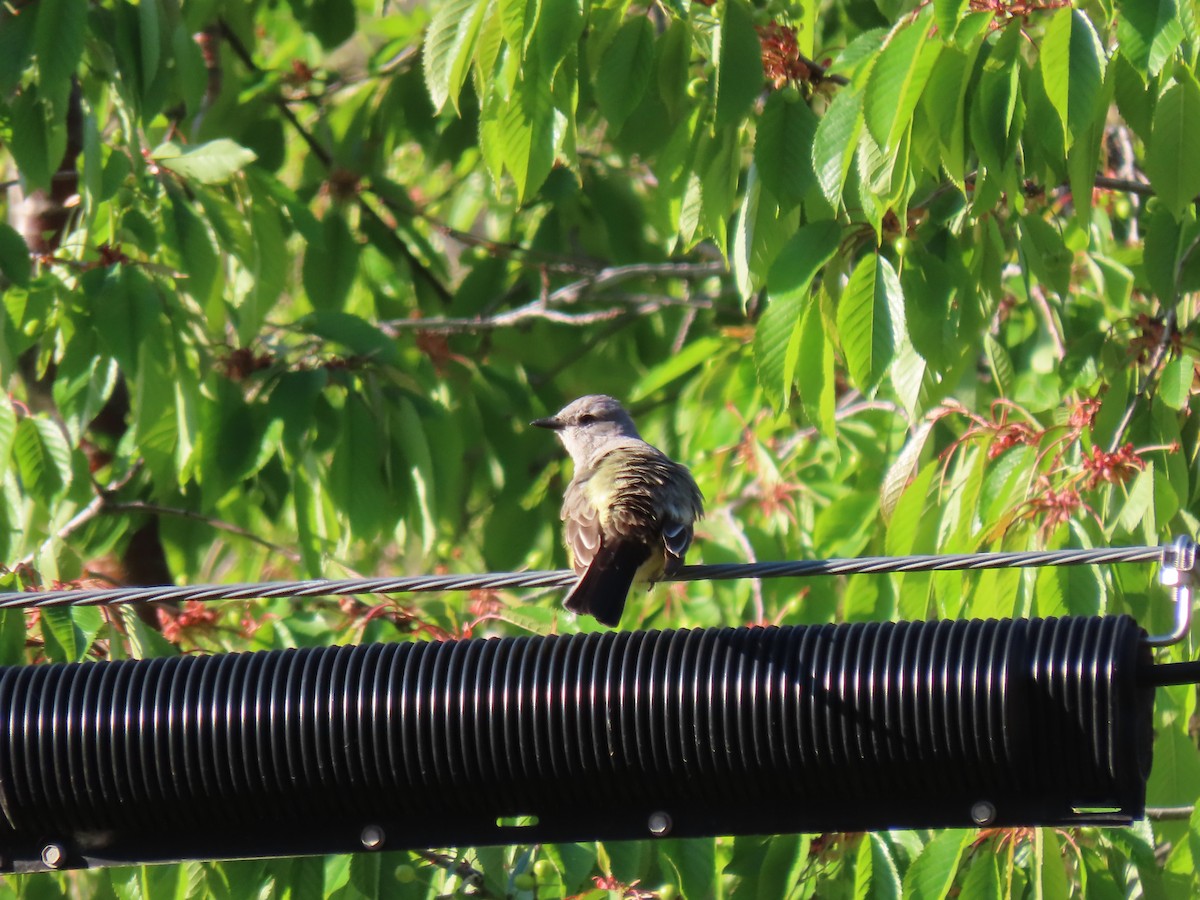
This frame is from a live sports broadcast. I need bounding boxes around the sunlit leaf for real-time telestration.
[152,139,258,184]
[1145,73,1200,219]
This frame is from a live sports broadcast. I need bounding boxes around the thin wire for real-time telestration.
[0,544,1169,611]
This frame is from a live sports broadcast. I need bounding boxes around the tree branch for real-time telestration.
[104,501,304,563]
[380,261,726,334]
[1107,231,1200,452]
[15,464,143,568]
[216,20,453,304]
[798,52,850,87]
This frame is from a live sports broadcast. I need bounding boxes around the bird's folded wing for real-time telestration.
[562,481,602,575]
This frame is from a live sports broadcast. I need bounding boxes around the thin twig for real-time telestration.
[798,52,850,87]
[1146,805,1194,821]
[104,501,304,563]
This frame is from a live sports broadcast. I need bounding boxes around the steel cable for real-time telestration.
[0,544,1171,610]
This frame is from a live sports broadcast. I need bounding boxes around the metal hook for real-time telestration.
[1144,535,1196,647]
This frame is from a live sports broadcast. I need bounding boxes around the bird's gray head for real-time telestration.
[532,394,642,465]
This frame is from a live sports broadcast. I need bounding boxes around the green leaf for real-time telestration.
[958,851,1002,900]
[934,0,970,41]
[715,0,762,129]
[91,266,165,372]
[838,254,903,391]
[595,17,655,130]
[1040,9,1106,147]
[1117,0,1185,77]
[660,839,718,900]
[968,27,1021,175]
[1039,10,1071,141]
[235,198,281,338]
[756,834,805,899]
[903,831,970,900]
[755,92,819,205]
[0,223,31,287]
[922,36,985,188]
[299,312,402,366]
[1147,721,1200,806]
[796,291,836,435]
[197,383,265,505]
[984,332,1014,396]
[855,833,902,900]
[1111,822,1170,900]
[14,416,73,502]
[1019,215,1073,296]
[307,0,356,50]
[328,394,393,540]
[657,19,692,121]
[40,607,99,664]
[866,10,941,154]
[479,52,558,202]
[1142,203,1189,302]
[393,397,437,554]
[302,212,360,313]
[1119,463,1156,537]
[1160,354,1195,409]
[0,399,16,474]
[9,85,66,194]
[1145,73,1200,219]
[753,220,842,406]
[535,0,585,71]
[1032,830,1070,900]
[883,431,935,530]
[33,0,86,108]
[500,0,538,49]
[422,0,489,112]
[0,5,35,94]
[1066,12,1106,137]
[173,23,208,119]
[152,139,258,184]
[812,85,864,208]
[731,170,800,300]
[631,336,726,402]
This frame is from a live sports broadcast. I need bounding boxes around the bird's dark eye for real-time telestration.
[577,413,598,425]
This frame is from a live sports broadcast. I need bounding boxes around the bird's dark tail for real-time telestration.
[564,541,651,627]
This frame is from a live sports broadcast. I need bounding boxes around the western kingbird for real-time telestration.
[532,395,704,627]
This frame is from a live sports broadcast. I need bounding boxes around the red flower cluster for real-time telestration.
[1082,443,1145,488]
[756,22,809,90]
[1028,486,1083,531]
[158,600,220,643]
[1067,397,1100,430]
[1129,312,1183,363]
[967,0,1071,27]
[987,422,1040,459]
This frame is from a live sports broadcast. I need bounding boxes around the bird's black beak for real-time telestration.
[531,416,562,430]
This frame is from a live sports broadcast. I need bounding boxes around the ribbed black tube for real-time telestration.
[0,616,1154,871]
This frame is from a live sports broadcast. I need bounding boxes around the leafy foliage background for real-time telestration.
[1,0,1200,896]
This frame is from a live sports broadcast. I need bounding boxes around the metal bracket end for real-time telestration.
[1145,535,1197,647]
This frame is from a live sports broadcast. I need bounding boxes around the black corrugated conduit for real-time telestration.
[0,615,1156,871]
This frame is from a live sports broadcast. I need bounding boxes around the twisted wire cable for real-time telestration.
[0,544,1175,611]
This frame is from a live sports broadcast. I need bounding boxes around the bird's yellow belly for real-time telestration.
[633,552,667,586]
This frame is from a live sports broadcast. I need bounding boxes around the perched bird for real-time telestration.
[532,395,704,627]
